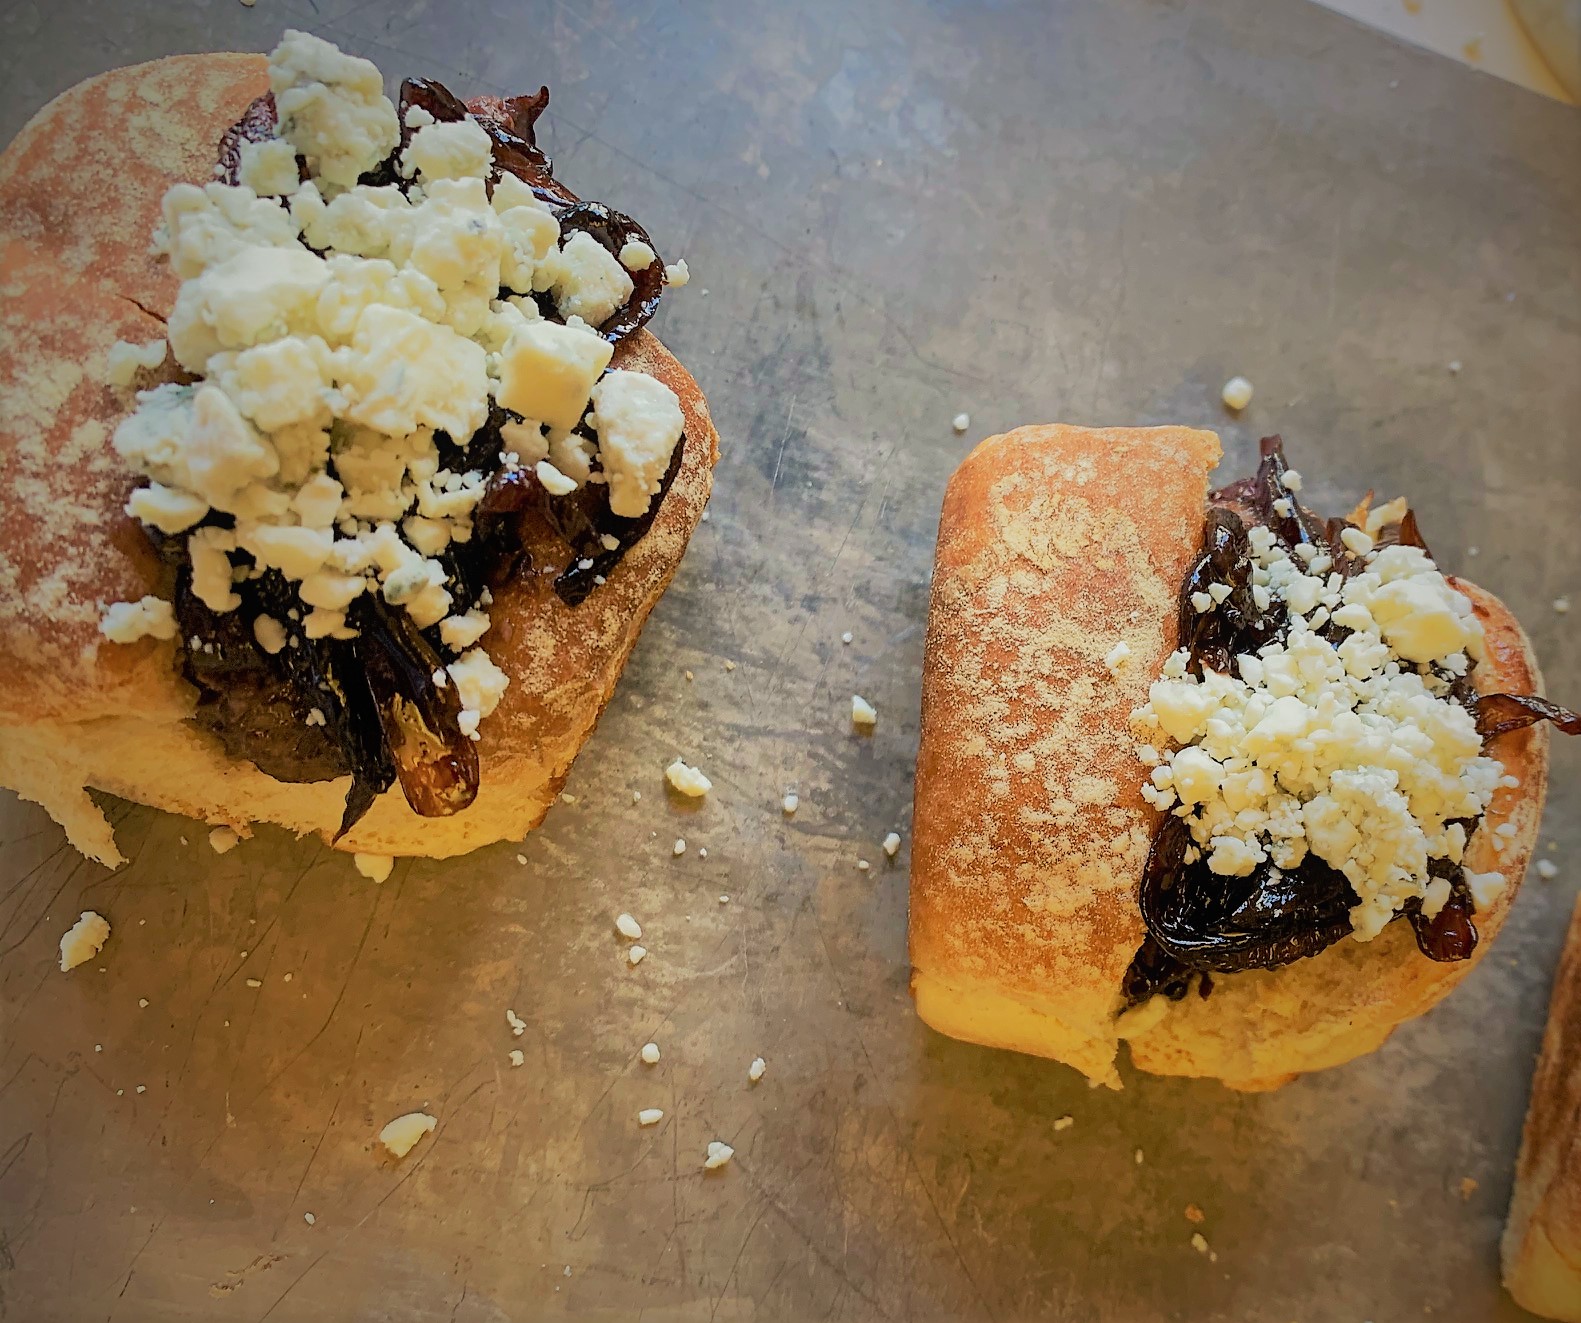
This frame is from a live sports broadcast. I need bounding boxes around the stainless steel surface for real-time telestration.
[2,1,1578,1318]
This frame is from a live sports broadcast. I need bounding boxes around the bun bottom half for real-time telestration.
[910,424,1548,1090]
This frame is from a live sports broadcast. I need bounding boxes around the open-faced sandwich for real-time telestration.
[911,425,1576,1090]
[0,32,718,865]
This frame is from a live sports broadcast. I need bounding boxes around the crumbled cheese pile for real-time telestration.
[1134,525,1505,940]
[97,30,687,751]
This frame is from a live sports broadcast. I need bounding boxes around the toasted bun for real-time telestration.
[1503,893,1581,1321]
[0,56,718,864]
[910,424,1548,1090]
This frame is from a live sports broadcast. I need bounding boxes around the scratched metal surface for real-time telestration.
[2,0,1579,1319]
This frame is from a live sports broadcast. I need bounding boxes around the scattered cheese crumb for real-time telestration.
[1190,1232,1209,1255]
[665,758,713,797]
[851,695,877,728]
[1104,641,1132,673]
[245,978,263,989]
[136,1085,146,1094]
[516,853,528,865]
[704,1140,734,1169]
[139,998,149,1008]
[1135,1149,1145,1165]
[1221,376,1253,410]
[208,826,240,854]
[632,790,642,803]
[841,631,853,644]
[1535,860,1559,881]
[748,1056,766,1082]
[1448,360,1462,374]
[882,832,902,858]
[615,913,643,940]
[698,847,708,859]
[638,1108,665,1126]
[506,1008,527,1036]
[302,1211,317,1226]
[673,838,687,856]
[719,894,730,904]
[379,1111,437,1158]
[952,412,970,433]
[641,1042,661,1064]
[628,945,647,966]
[782,792,799,815]
[509,1049,524,1067]
[1053,1115,1075,1131]
[856,859,870,872]
[59,912,110,972]
[354,853,393,883]
[723,660,736,672]
[1555,597,1570,614]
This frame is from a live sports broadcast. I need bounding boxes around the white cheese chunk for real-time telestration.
[535,460,578,496]
[213,335,336,433]
[436,610,490,652]
[268,31,400,190]
[237,138,302,197]
[447,648,509,720]
[155,181,302,281]
[545,230,634,327]
[666,759,713,797]
[253,615,288,655]
[703,1140,734,1170]
[59,911,110,971]
[588,370,684,518]
[638,1108,665,1126]
[126,482,208,534]
[618,239,656,271]
[851,695,878,727]
[1221,376,1253,409]
[377,1111,436,1158]
[106,338,168,387]
[354,852,394,882]
[187,527,242,612]
[1367,578,1476,664]
[664,259,690,287]
[402,118,493,182]
[100,596,177,644]
[168,246,328,374]
[496,319,612,431]
[339,303,489,441]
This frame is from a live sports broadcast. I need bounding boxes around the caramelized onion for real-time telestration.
[1474,693,1581,741]
[354,599,479,818]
